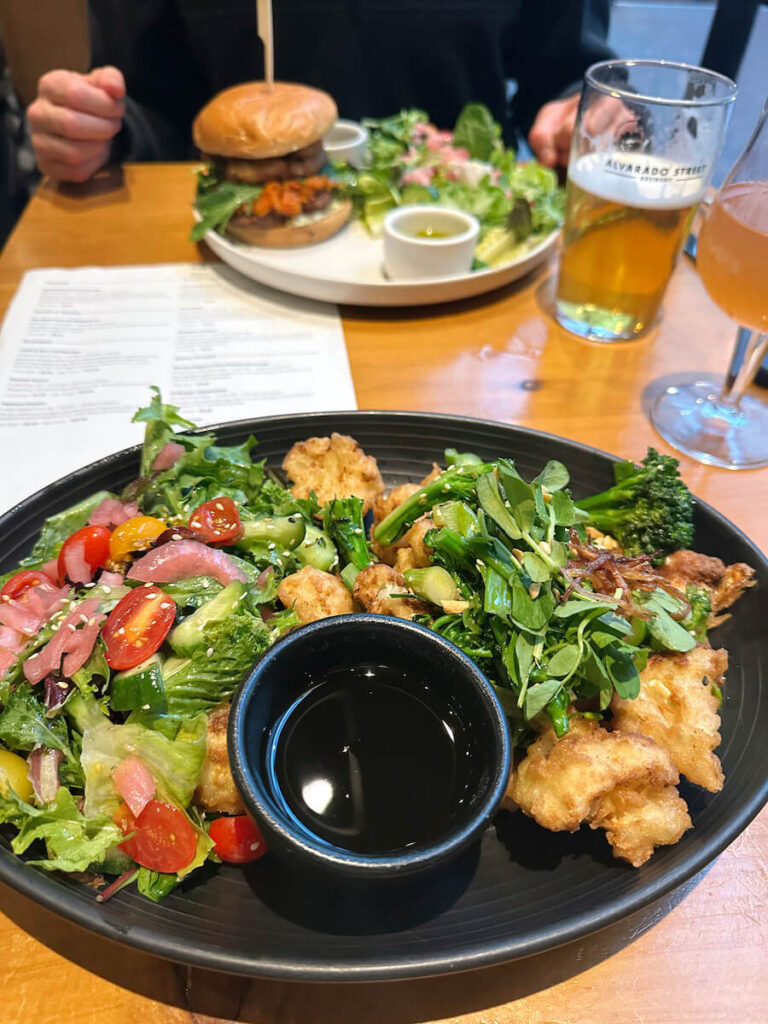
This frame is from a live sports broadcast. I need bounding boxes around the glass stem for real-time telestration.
[719,328,768,407]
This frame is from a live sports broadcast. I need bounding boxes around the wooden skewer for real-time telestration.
[257,0,274,91]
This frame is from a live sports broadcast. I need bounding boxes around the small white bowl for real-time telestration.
[323,119,369,167]
[383,206,480,281]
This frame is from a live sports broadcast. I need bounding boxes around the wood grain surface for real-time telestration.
[0,164,766,1024]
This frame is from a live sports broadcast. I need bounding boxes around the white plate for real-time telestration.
[199,216,559,307]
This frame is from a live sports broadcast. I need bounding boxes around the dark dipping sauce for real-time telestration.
[269,665,470,854]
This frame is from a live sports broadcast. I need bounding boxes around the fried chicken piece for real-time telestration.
[507,717,691,867]
[194,703,244,815]
[660,549,755,623]
[277,565,356,624]
[282,433,384,514]
[353,563,429,620]
[591,784,693,868]
[394,515,434,572]
[612,645,727,792]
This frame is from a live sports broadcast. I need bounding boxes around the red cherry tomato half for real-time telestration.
[102,584,176,670]
[114,800,197,873]
[57,525,112,584]
[188,497,243,545]
[0,570,59,602]
[208,815,267,864]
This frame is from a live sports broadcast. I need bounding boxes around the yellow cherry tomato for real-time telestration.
[109,516,167,561]
[0,749,34,802]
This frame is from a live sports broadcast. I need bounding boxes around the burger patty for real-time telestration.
[209,140,328,185]
[232,188,332,228]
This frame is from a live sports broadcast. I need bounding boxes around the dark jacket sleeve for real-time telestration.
[110,96,193,163]
[505,0,614,132]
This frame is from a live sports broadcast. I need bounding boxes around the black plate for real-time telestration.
[1,411,766,981]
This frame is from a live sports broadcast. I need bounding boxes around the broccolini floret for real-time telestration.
[575,448,694,561]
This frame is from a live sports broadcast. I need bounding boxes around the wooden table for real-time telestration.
[0,164,766,1024]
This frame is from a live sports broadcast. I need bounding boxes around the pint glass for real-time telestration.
[555,60,737,342]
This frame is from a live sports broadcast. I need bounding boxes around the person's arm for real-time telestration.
[504,0,614,166]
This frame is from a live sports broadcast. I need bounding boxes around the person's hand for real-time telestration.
[27,66,126,182]
[528,93,580,168]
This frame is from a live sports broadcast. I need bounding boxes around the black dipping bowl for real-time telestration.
[228,615,511,878]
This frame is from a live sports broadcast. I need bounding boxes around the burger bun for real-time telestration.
[225,198,352,248]
[193,82,338,160]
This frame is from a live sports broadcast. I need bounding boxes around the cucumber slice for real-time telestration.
[240,516,306,550]
[112,653,166,712]
[168,580,246,656]
[295,522,338,571]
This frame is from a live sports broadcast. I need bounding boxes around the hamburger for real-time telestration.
[191,82,351,247]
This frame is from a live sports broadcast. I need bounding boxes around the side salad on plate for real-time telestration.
[0,392,754,901]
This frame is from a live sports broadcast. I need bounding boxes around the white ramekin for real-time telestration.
[323,119,369,167]
[382,206,480,281]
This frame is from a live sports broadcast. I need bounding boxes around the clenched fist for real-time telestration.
[528,93,580,169]
[27,66,126,182]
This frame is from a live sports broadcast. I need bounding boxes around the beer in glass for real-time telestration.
[651,99,768,469]
[555,60,737,342]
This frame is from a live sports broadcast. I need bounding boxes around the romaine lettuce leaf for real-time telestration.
[453,103,501,161]
[163,609,270,717]
[80,709,207,817]
[0,786,122,873]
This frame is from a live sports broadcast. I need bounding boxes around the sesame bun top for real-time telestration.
[192,81,338,160]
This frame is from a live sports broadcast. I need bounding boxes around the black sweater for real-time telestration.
[89,0,613,161]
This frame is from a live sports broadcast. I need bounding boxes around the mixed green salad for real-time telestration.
[192,102,565,269]
[336,104,565,267]
[0,390,706,900]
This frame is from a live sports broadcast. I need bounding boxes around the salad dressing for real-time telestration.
[270,664,469,854]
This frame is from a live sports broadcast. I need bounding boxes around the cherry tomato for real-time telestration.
[114,800,197,873]
[57,525,112,584]
[102,585,176,670]
[0,570,58,602]
[188,497,243,545]
[208,815,267,863]
[109,516,168,562]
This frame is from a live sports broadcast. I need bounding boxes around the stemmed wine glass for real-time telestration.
[651,98,768,469]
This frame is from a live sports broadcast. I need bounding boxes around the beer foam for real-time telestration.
[569,153,709,210]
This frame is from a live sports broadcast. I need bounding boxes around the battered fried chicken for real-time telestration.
[194,703,244,815]
[353,563,429,620]
[659,550,755,623]
[277,565,356,624]
[507,717,691,867]
[612,645,727,792]
[282,433,385,514]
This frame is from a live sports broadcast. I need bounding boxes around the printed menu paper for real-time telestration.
[0,263,356,513]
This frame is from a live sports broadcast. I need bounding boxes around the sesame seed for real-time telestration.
[353,528,363,535]
[67,623,77,631]
[57,681,68,689]
[145,592,158,600]
[116,627,125,635]
[29,653,39,659]
[80,614,89,623]
[190,520,201,529]
[249,842,260,852]
[215,503,224,511]
[201,579,210,589]
[100,586,111,594]
[84,582,96,588]
[159,602,172,609]
[442,485,450,493]
[171,533,182,541]
[206,647,214,657]
[142,704,150,710]
[268,542,276,550]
